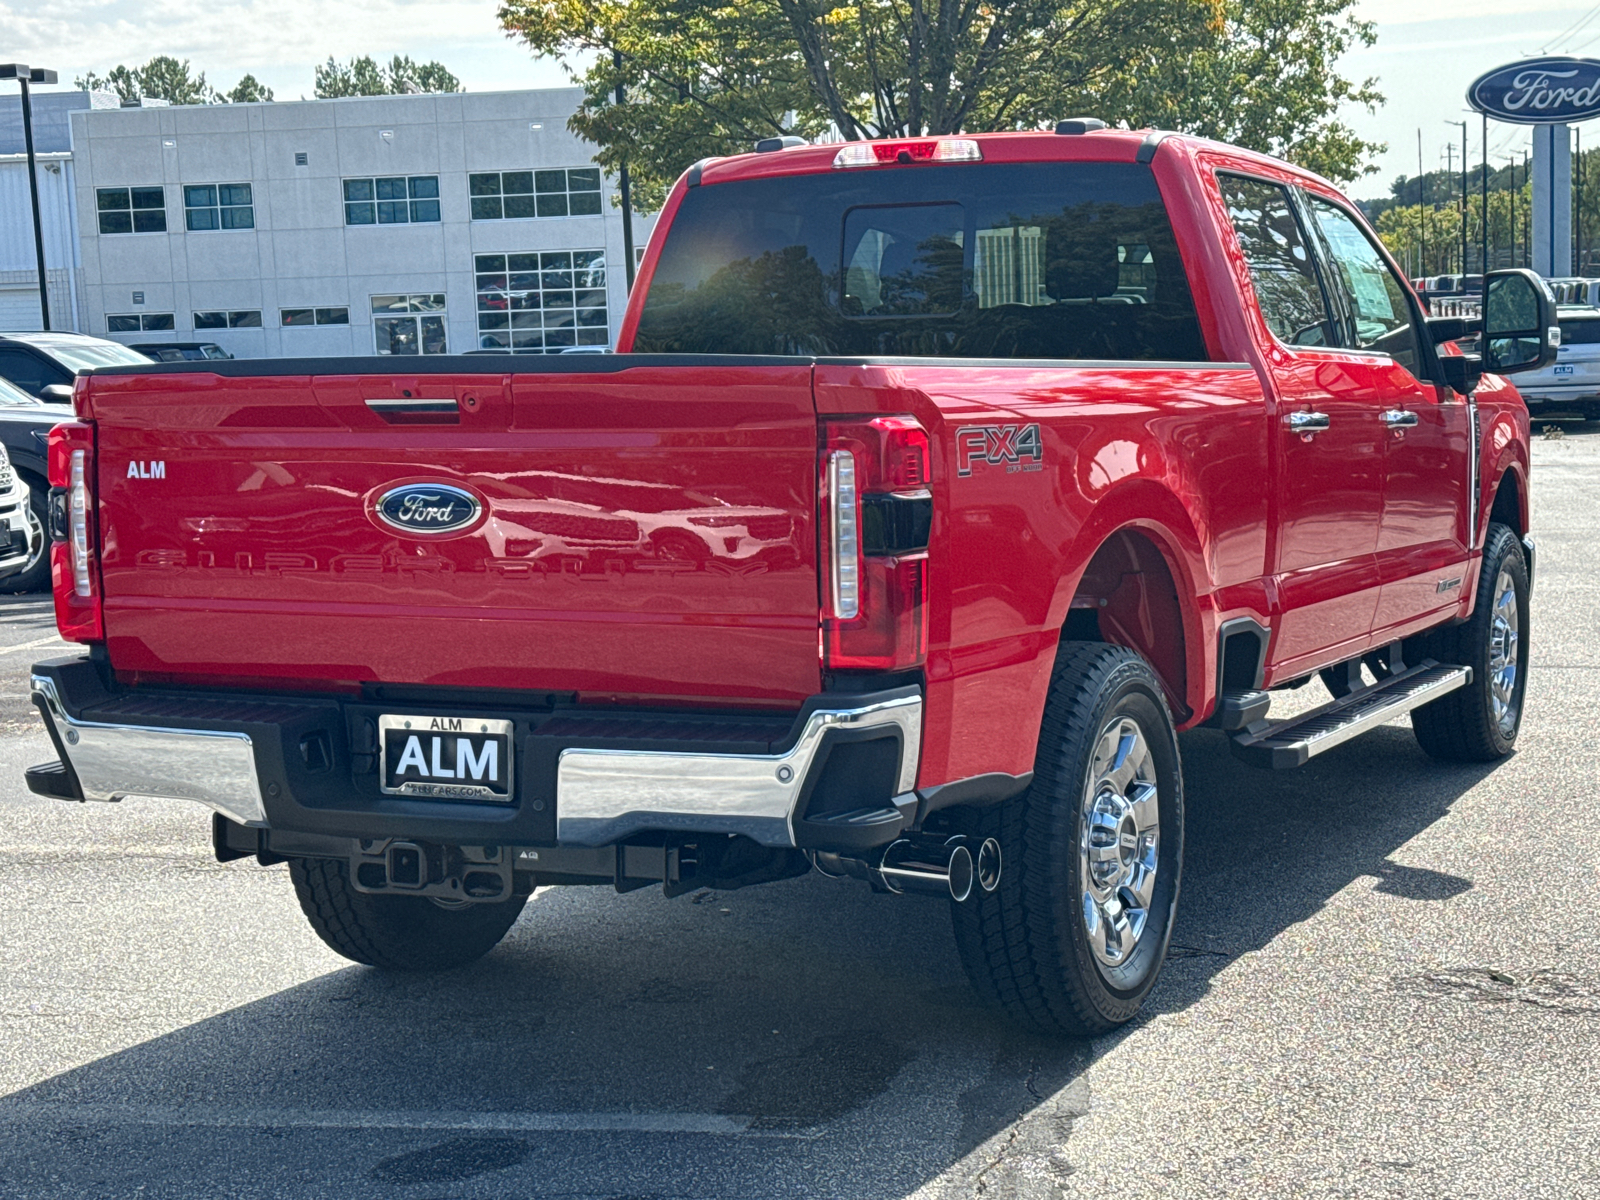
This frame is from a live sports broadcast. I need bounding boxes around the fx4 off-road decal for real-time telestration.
[955,423,1044,476]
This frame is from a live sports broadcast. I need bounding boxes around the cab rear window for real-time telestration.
[633,162,1209,361]
[1559,317,1600,345]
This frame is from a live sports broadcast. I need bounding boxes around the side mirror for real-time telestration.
[39,384,74,404]
[1483,268,1559,375]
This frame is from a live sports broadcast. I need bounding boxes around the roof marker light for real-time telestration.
[832,138,983,168]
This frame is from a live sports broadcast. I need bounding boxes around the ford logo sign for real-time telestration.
[1469,56,1600,125]
[374,483,483,535]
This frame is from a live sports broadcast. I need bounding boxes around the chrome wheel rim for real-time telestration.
[1488,565,1521,737]
[1079,715,1160,971]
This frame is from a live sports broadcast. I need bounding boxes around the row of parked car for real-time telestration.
[0,333,234,592]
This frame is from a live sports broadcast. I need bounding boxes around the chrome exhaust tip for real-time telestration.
[879,836,978,902]
[976,837,1002,894]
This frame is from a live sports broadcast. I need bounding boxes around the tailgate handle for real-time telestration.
[364,396,460,424]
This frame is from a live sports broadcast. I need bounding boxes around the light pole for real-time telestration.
[0,64,58,331]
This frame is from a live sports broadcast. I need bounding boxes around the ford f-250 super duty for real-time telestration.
[26,126,1558,1036]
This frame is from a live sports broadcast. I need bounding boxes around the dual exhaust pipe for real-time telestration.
[814,834,1002,903]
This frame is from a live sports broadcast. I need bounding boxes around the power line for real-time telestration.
[1545,0,1600,50]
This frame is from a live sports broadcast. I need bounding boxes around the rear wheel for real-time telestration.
[289,858,528,970]
[1410,523,1529,762]
[953,642,1184,1036]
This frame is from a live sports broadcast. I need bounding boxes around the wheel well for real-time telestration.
[1065,529,1188,716]
[1489,471,1524,536]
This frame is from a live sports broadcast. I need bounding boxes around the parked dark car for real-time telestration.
[0,372,64,591]
[130,342,235,362]
[0,332,154,401]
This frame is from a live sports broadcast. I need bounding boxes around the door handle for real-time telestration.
[1381,409,1420,428]
[1285,410,1331,438]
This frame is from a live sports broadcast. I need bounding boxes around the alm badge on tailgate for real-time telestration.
[379,714,514,800]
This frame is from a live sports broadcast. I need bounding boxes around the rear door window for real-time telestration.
[1217,175,1335,347]
[634,162,1209,361]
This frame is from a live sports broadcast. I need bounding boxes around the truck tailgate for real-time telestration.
[87,361,822,703]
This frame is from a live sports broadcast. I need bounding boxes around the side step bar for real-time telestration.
[1230,661,1471,769]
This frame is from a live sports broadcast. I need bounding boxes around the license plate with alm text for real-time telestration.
[379,714,514,800]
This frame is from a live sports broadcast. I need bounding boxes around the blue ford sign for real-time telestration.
[374,483,483,535]
[1469,56,1600,125]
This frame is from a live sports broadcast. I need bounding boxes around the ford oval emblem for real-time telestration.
[374,483,483,535]
[1468,56,1600,125]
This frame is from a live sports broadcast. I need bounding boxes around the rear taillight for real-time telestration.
[48,421,101,643]
[821,416,932,671]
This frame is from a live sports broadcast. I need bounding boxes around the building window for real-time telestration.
[184,184,254,231]
[343,177,440,225]
[281,307,350,327]
[474,251,607,352]
[372,294,448,355]
[107,313,175,332]
[194,310,263,329]
[468,169,603,220]
[97,187,166,234]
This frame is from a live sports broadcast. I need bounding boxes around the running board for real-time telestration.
[1230,661,1471,769]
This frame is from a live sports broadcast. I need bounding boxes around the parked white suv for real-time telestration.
[0,442,37,584]
[1516,306,1600,421]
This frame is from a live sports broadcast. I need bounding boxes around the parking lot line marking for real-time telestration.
[0,1101,815,1138]
[0,635,72,655]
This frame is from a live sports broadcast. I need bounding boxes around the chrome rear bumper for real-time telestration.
[557,693,921,846]
[32,674,267,824]
[29,662,922,850]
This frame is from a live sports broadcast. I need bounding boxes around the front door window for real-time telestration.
[1303,197,1425,383]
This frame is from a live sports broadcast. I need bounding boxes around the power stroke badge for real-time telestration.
[955,423,1044,476]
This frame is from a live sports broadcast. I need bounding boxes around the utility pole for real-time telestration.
[1418,129,1428,276]
[1445,142,1457,271]
[1453,121,1468,277]
[0,63,58,331]
[1577,127,1584,275]
[1510,156,1517,270]
[1481,115,1489,300]
[613,50,636,292]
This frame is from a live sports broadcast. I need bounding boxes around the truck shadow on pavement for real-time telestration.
[1,722,1496,1199]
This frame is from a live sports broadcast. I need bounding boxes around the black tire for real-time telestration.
[5,480,49,594]
[952,642,1184,1036]
[1410,523,1529,762]
[289,858,528,970]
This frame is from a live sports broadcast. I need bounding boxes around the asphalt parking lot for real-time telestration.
[0,427,1596,1200]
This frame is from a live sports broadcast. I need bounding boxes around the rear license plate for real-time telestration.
[1555,365,1574,376]
[379,714,513,801]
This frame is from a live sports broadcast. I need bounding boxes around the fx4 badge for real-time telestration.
[955,424,1043,477]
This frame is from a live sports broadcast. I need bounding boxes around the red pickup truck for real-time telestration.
[27,127,1557,1036]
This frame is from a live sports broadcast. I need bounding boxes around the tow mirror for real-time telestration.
[1483,269,1559,375]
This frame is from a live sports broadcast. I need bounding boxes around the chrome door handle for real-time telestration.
[1381,409,1419,428]
[1285,411,1331,436]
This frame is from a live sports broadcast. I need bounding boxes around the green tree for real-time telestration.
[225,74,275,103]
[76,57,274,104]
[314,55,460,98]
[499,0,1383,210]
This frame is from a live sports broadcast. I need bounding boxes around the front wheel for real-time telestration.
[289,858,528,970]
[1410,523,1530,762]
[952,642,1184,1036]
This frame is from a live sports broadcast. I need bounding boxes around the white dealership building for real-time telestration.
[63,87,654,357]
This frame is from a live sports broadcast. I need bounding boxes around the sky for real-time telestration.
[0,0,1587,200]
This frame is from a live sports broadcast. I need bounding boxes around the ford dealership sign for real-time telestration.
[1469,56,1600,125]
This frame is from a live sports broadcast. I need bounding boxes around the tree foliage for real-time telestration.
[500,0,1384,209]
[314,55,462,98]
[76,56,274,105]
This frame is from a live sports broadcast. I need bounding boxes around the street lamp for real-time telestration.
[0,64,59,331]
